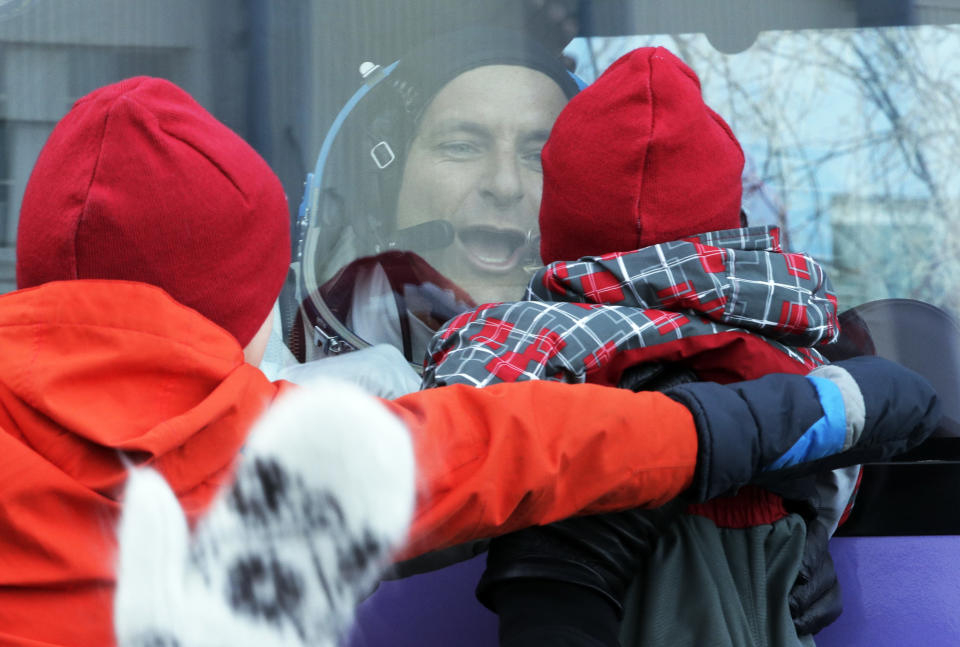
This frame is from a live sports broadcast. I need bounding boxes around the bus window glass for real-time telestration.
[565,26,960,324]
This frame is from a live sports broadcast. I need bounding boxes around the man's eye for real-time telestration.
[521,148,544,170]
[437,141,482,157]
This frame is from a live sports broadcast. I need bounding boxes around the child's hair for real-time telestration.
[539,47,745,265]
[16,77,290,346]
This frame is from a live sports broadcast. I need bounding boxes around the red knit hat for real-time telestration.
[16,77,290,346]
[539,47,745,265]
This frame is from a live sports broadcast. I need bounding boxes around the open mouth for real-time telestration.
[457,226,530,273]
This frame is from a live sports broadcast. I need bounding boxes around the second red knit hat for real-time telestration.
[539,47,745,265]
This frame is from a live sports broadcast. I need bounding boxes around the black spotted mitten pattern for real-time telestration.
[114,378,416,647]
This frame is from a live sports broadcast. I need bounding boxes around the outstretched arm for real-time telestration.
[384,380,698,561]
[669,355,941,498]
[386,356,940,561]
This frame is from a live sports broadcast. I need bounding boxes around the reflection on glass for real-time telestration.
[567,27,960,323]
[4,3,958,367]
[394,64,567,305]
[295,28,578,364]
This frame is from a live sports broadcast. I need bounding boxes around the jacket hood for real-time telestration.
[0,280,281,646]
[530,225,839,348]
[0,280,278,504]
[425,226,836,389]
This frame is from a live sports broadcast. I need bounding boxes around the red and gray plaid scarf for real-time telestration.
[424,226,839,389]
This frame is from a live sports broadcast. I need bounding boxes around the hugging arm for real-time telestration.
[666,356,941,501]
[385,356,939,561]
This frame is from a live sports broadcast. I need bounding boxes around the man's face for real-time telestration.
[394,64,568,304]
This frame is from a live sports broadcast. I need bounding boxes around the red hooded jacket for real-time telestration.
[0,280,698,646]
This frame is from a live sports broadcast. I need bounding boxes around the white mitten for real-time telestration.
[114,378,416,647]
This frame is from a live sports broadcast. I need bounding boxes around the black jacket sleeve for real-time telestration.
[667,356,941,502]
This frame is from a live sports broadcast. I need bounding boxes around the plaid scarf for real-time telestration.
[424,226,839,389]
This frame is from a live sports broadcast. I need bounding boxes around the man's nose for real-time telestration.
[479,150,525,208]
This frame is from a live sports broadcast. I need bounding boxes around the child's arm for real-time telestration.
[386,356,940,560]
[385,380,698,561]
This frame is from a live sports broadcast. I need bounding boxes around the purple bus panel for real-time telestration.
[346,536,960,646]
[816,536,960,646]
